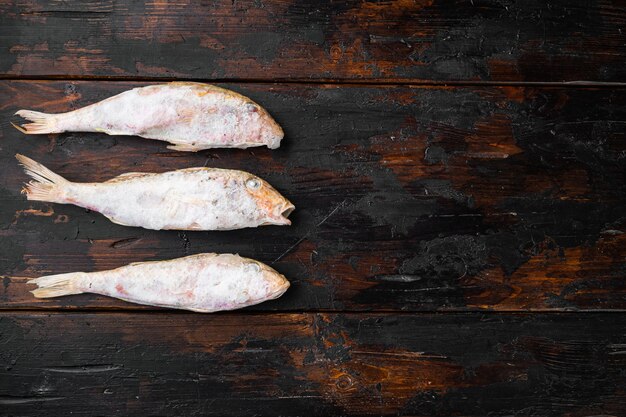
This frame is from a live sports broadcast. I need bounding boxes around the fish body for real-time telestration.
[14,82,284,151]
[28,253,290,312]
[17,154,294,231]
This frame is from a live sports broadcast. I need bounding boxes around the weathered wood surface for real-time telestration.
[1,312,626,417]
[1,81,625,311]
[1,1,626,82]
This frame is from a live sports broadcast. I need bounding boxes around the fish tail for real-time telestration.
[13,110,61,134]
[16,154,70,203]
[28,272,86,298]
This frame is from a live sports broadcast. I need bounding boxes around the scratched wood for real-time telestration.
[1,0,626,82]
[1,80,625,311]
[1,312,626,417]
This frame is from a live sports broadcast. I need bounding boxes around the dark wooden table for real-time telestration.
[1,1,626,416]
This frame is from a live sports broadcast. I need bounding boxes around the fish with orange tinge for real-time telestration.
[13,82,284,151]
[28,253,290,312]
[16,154,294,231]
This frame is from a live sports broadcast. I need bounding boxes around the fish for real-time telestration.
[13,82,284,151]
[16,154,294,231]
[27,253,290,312]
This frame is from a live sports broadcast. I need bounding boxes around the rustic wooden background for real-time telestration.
[1,1,626,416]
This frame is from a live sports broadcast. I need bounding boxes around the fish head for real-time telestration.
[254,261,291,301]
[260,118,284,150]
[240,173,295,226]
[245,102,284,149]
[236,259,290,305]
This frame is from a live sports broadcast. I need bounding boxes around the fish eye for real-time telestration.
[246,263,261,273]
[246,178,260,190]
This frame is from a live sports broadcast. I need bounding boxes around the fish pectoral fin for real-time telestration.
[105,215,137,228]
[178,195,211,207]
[95,127,129,136]
[186,222,203,230]
[177,108,196,124]
[167,143,204,152]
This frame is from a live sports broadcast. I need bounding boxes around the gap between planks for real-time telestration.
[2,75,626,88]
[1,308,626,315]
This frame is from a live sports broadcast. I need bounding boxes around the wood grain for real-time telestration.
[1,312,626,416]
[1,0,625,82]
[1,81,625,311]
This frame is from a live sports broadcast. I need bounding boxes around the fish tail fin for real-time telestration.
[28,272,86,298]
[16,154,70,203]
[13,110,61,134]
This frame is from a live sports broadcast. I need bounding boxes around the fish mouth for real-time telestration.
[264,123,284,149]
[263,201,295,226]
[268,278,290,299]
[261,267,291,300]
[265,133,284,150]
[281,203,295,219]
[278,202,295,225]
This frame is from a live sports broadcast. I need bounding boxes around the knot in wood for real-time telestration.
[335,373,354,391]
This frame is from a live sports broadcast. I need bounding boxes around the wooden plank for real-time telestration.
[0,81,625,312]
[1,312,626,416]
[1,1,625,82]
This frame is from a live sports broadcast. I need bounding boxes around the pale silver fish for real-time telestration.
[16,154,294,231]
[28,253,290,312]
[13,82,284,151]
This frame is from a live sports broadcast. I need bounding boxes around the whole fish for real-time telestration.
[13,82,284,151]
[17,154,294,230]
[28,253,290,312]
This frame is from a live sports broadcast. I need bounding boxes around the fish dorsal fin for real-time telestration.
[106,172,151,183]
[127,253,219,268]
[177,167,212,174]
[168,82,253,102]
[169,81,229,95]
